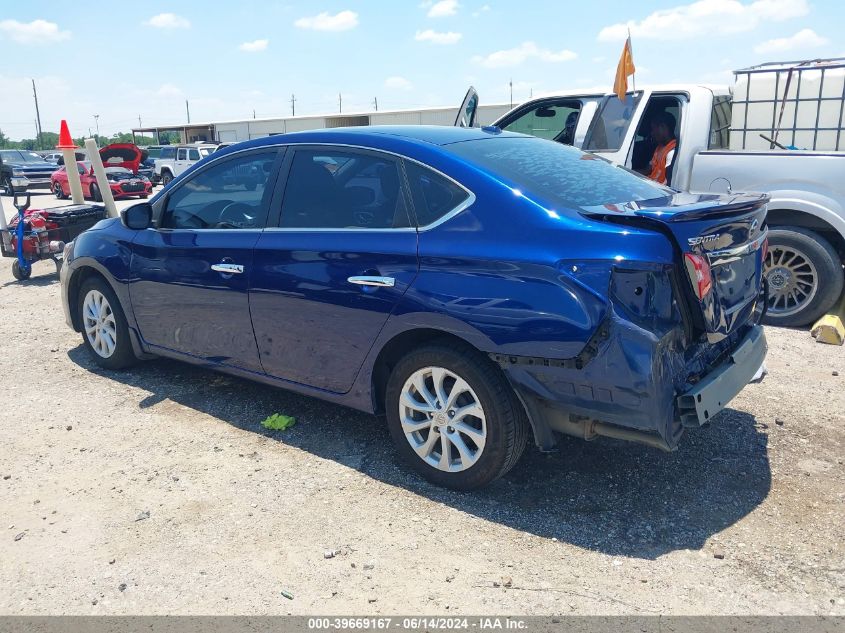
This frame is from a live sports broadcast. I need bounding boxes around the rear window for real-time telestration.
[405,162,470,227]
[448,136,668,209]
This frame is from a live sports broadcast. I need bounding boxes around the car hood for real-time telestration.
[100,144,142,173]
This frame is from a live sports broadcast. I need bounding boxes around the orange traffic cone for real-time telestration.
[56,120,78,149]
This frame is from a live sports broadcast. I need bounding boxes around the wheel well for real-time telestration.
[766,209,845,260]
[371,329,484,415]
[66,266,110,332]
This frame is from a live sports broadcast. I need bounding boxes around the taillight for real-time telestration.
[761,237,769,263]
[684,252,713,300]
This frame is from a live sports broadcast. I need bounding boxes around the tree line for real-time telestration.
[0,129,180,150]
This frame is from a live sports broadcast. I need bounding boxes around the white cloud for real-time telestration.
[415,29,462,44]
[427,0,459,17]
[598,0,809,41]
[472,4,491,17]
[144,13,191,29]
[239,39,269,52]
[0,19,70,44]
[385,76,413,91]
[294,10,359,31]
[473,41,577,68]
[754,28,828,53]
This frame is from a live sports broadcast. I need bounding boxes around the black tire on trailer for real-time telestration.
[385,342,529,490]
[11,260,31,281]
[763,227,844,328]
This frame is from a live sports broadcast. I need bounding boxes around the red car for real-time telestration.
[51,161,152,201]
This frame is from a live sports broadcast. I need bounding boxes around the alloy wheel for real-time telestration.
[765,245,818,318]
[399,366,487,472]
[83,289,117,358]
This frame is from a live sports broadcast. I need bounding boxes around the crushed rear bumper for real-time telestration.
[676,325,767,428]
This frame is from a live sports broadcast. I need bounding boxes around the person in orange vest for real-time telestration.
[645,111,677,186]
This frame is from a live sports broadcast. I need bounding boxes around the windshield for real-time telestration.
[199,147,215,157]
[0,150,47,163]
[448,136,669,210]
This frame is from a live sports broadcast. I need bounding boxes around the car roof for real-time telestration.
[221,125,524,156]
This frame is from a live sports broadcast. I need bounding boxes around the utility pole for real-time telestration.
[373,97,378,111]
[253,109,256,119]
[31,79,43,150]
[185,100,191,124]
[138,115,142,128]
[509,78,513,109]
[338,93,342,113]
[93,114,100,138]
[291,94,296,116]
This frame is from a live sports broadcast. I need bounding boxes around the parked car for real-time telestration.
[0,149,58,195]
[42,152,63,164]
[155,143,217,186]
[51,161,152,201]
[459,72,845,327]
[60,126,767,489]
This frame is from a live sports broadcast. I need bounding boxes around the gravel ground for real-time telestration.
[0,191,843,615]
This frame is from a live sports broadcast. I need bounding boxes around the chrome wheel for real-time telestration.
[765,245,818,318]
[83,289,117,358]
[53,183,63,199]
[399,366,486,473]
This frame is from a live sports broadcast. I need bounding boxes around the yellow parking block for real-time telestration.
[811,293,845,345]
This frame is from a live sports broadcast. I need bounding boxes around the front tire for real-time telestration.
[3,177,14,196]
[77,277,137,369]
[385,343,528,490]
[161,171,173,186]
[763,227,844,327]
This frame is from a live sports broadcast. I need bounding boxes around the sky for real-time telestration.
[0,0,842,140]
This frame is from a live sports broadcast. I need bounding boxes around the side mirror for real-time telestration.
[120,202,152,230]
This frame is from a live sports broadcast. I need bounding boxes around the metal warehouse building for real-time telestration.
[132,103,513,144]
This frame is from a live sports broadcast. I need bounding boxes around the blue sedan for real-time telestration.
[61,126,768,489]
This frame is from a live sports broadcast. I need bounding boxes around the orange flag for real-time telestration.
[613,35,636,101]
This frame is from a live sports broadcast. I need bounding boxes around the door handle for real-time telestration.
[211,262,245,274]
[348,275,395,288]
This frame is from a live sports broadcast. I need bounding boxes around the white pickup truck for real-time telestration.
[459,60,845,327]
[154,143,217,186]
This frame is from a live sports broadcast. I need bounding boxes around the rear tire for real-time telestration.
[53,182,67,200]
[77,276,137,370]
[90,183,102,202]
[763,227,843,328]
[385,342,528,490]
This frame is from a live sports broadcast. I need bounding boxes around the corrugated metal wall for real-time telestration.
[210,104,515,142]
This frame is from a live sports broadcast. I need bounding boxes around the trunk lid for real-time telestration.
[583,192,769,340]
[99,143,143,173]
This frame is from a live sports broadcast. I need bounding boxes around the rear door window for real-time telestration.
[404,162,471,227]
[583,93,643,152]
[278,148,411,229]
[189,148,201,161]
